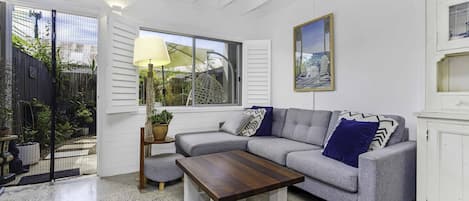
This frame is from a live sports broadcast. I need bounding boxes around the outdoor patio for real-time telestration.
[7,136,97,186]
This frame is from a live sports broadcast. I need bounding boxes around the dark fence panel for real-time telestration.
[61,71,96,102]
[12,47,53,106]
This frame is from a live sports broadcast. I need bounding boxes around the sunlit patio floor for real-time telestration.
[7,136,97,186]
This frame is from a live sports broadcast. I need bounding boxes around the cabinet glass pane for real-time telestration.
[450,2,469,41]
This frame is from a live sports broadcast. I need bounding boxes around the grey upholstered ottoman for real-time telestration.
[144,153,184,191]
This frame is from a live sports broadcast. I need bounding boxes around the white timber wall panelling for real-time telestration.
[242,40,272,107]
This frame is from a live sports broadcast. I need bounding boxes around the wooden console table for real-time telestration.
[139,127,175,189]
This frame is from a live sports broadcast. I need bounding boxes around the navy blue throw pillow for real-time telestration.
[251,106,273,136]
[323,119,379,168]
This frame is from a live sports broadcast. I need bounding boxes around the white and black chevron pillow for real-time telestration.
[241,109,266,137]
[335,111,399,150]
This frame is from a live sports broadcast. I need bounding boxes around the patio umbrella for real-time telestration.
[158,42,211,104]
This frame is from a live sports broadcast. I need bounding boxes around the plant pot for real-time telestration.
[17,142,40,166]
[78,127,90,136]
[152,124,168,141]
[0,128,11,137]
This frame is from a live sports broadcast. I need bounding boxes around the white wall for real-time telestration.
[252,0,426,138]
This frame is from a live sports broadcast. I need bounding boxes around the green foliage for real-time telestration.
[12,34,67,80]
[139,69,191,106]
[31,98,52,148]
[56,121,74,139]
[22,127,39,144]
[150,110,173,125]
[70,93,94,127]
[0,107,12,129]
[12,34,29,52]
[76,107,93,125]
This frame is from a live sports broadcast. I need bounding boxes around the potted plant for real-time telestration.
[18,127,40,165]
[150,110,173,141]
[76,106,93,135]
[0,107,12,136]
[17,98,47,165]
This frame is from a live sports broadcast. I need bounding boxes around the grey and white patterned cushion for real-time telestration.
[241,109,266,137]
[326,111,399,150]
[220,113,253,135]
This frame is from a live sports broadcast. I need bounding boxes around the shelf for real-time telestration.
[437,52,469,92]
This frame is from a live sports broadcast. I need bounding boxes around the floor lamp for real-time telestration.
[133,37,171,141]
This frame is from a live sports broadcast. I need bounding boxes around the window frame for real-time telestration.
[138,27,243,108]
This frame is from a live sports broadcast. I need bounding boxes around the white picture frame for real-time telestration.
[438,0,469,51]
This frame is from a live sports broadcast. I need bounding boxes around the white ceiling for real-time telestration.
[106,0,294,16]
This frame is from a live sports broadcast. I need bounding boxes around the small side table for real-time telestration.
[139,127,175,190]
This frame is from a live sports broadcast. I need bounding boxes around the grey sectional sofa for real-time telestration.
[175,108,416,201]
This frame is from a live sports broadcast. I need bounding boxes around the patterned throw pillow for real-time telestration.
[326,111,399,150]
[241,109,266,137]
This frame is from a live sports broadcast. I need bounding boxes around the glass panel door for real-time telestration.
[11,6,54,185]
[5,5,98,186]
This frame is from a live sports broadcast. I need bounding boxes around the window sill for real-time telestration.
[137,106,244,114]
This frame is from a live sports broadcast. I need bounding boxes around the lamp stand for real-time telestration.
[145,63,155,142]
[161,66,166,106]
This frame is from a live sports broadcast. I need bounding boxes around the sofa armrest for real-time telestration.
[358,141,416,201]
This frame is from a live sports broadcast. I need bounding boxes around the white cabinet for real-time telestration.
[417,113,469,201]
[421,0,469,200]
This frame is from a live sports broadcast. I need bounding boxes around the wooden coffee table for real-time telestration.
[176,150,304,201]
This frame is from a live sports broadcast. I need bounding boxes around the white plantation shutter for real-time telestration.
[101,14,139,114]
[242,40,271,107]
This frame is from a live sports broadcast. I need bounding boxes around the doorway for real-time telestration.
[1,4,98,186]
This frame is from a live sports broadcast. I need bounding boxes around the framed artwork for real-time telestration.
[294,13,335,92]
[438,0,469,51]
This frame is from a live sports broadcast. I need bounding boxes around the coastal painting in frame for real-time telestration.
[294,14,334,92]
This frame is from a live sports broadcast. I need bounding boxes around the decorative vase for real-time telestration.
[152,124,168,141]
[17,142,40,165]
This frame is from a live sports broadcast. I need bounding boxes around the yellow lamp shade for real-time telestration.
[133,36,171,67]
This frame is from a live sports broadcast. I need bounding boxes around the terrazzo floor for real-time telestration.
[2,173,323,201]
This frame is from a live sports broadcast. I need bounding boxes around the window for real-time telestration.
[138,29,242,107]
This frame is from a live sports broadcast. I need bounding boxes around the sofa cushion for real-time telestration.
[384,115,407,146]
[247,137,320,165]
[272,108,287,137]
[281,108,332,146]
[241,109,267,137]
[177,131,250,156]
[287,150,359,193]
[220,113,252,135]
[324,110,341,146]
[323,119,379,168]
[324,112,409,147]
[251,106,273,136]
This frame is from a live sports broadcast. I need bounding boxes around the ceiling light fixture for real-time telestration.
[105,0,136,10]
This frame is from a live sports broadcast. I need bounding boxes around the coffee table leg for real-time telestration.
[269,187,287,201]
[184,174,201,201]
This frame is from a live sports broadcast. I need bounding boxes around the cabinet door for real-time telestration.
[427,122,469,201]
